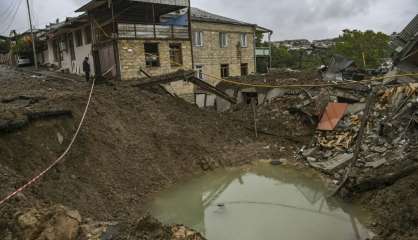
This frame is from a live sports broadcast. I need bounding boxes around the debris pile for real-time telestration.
[300,80,418,188]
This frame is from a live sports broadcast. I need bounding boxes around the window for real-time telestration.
[68,33,75,61]
[169,43,183,67]
[52,40,59,62]
[75,30,83,47]
[195,65,204,79]
[219,32,228,48]
[221,64,229,78]
[144,43,160,67]
[240,33,248,48]
[84,26,92,44]
[193,31,203,47]
[241,63,249,76]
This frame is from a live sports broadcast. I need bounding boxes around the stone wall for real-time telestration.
[118,39,194,101]
[191,22,256,85]
[118,39,193,79]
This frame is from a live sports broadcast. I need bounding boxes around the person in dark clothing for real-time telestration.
[83,57,91,82]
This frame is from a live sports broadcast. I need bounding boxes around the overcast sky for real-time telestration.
[0,0,416,40]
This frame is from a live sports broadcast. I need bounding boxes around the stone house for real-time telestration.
[35,0,271,103]
[190,8,272,106]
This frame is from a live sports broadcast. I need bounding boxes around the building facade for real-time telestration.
[33,0,271,103]
[190,8,260,86]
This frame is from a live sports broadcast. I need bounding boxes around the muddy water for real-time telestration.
[150,163,371,240]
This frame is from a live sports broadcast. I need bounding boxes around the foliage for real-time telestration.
[255,31,268,47]
[270,46,332,70]
[334,29,391,68]
[11,37,33,56]
[0,39,10,53]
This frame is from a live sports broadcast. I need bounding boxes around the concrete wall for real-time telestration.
[43,25,94,76]
[191,21,256,85]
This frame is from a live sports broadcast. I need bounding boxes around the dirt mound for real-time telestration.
[0,66,286,236]
[116,215,205,240]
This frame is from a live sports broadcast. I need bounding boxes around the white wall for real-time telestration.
[44,25,95,76]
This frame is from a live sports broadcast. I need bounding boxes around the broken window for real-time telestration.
[169,43,183,67]
[68,33,76,61]
[240,33,248,48]
[84,26,92,44]
[193,31,203,47]
[221,64,229,78]
[75,30,83,47]
[195,65,204,79]
[241,63,248,76]
[52,39,59,62]
[144,43,160,67]
[219,32,228,48]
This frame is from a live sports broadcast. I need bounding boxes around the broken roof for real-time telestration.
[391,14,418,69]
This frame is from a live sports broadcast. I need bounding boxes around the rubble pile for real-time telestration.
[300,81,418,188]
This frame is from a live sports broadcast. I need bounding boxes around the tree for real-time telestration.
[11,37,33,56]
[0,39,10,53]
[334,29,391,68]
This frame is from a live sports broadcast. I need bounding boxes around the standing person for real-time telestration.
[83,57,91,82]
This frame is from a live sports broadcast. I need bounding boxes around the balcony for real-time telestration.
[118,23,189,40]
[256,47,271,57]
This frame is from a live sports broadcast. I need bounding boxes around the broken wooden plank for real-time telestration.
[189,77,237,104]
[310,153,353,174]
[132,70,195,87]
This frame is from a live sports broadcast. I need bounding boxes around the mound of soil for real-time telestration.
[0,66,293,238]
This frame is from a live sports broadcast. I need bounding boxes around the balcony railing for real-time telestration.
[256,47,271,57]
[118,23,189,40]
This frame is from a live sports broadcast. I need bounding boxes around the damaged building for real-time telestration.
[30,0,271,103]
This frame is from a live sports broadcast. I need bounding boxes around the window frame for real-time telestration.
[75,29,83,47]
[241,63,249,76]
[219,32,228,48]
[240,33,248,48]
[84,26,92,44]
[220,64,230,78]
[193,31,203,47]
[144,43,160,68]
[169,43,183,67]
[195,65,204,79]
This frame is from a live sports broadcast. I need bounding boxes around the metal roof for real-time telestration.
[398,14,418,43]
[76,0,188,12]
[191,7,254,27]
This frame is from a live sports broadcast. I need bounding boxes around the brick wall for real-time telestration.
[191,22,256,85]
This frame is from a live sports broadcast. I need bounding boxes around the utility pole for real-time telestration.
[26,0,38,70]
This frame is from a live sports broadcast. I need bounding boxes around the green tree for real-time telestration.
[11,37,34,57]
[0,39,10,53]
[334,29,391,68]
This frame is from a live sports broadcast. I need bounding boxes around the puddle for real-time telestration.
[149,163,372,240]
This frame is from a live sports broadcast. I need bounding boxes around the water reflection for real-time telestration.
[150,163,370,240]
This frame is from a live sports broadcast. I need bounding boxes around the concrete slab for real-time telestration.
[365,158,387,169]
[310,153,353,174]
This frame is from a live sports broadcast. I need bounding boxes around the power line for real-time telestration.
[0,0,24,35]
[0,0,20,23]
[0,0,17,18]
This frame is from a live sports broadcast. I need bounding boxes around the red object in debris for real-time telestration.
[317,103,349,131]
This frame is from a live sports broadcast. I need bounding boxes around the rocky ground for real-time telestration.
[0,65,417,240]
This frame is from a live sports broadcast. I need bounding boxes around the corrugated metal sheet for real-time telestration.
[399,14,418,42]
[317,103,349,131]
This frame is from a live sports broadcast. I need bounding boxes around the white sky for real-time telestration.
[0,0,416,40]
